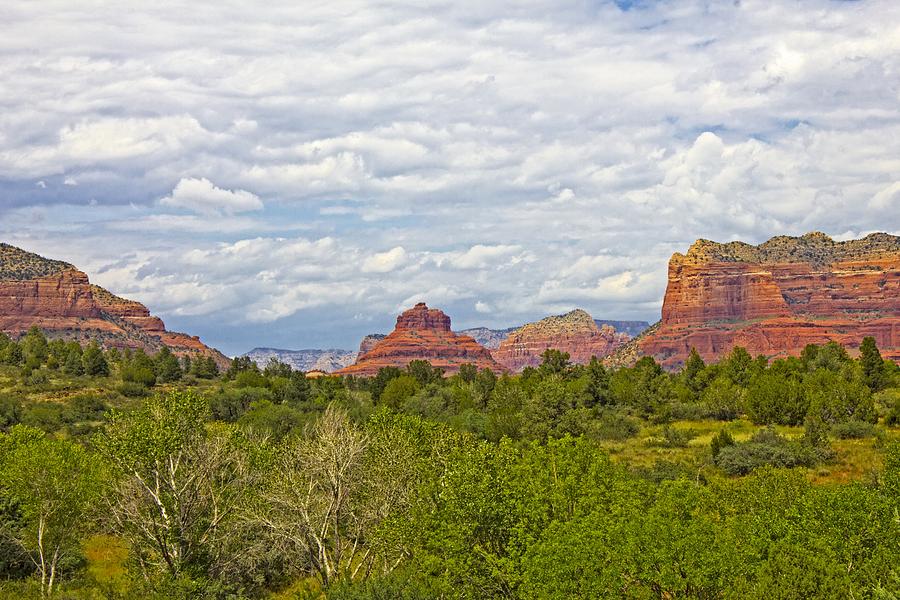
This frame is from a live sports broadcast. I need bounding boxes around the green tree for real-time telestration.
[192,355,220,379]
[153,346,182,383]
[0,426,103,597]
[380,375,420,409]
[95,391,252,583]
[585,357,611,407]
[682,347,707,393]
[539,349,571,378]
[860,336,887,392]
[63,348,83,376]
[407,360,443,386]
[21,326,49,365]
[81,342,109,376]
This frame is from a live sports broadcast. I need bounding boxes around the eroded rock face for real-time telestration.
[357,334,386,357]
[638,232,900,367]
[492,309,630,372]
[337,303,505,376]
[0,243,229,367]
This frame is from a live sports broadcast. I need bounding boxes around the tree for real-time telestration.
[81,342,109,376]
[370,367,403,403]
[95,391,251,582]
[682,347,706,394]
[457,363,477,384]
[251,406,369,587]
[407,360,443,387]
[860,337,887,392]
[63,349,83,376]
[380,376,420,409]
[539,349,571,378]
[585,357,611,407]
[153,346,182,383]
[192,355,220,379]
[21,326,49,365]
[0,426,103,597]
[263,358,292,378]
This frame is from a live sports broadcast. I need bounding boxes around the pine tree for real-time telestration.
[81,342,109,377]
[859,336,886,392]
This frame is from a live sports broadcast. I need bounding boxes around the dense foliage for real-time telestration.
[0,331,899,598]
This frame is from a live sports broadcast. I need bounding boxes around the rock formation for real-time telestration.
[243,347,357,372]
[457,326,518,350]
[638,232,900,368]
[357,334,386,356]
[337,303,505,376]
[594,319,650,338]
[492,309,631,372]
[0,243,229,366]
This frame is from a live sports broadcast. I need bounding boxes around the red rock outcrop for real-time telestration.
[0,243,229,367]
[492,309,630,372]
[337,303,505,376]
[638,232,900,368]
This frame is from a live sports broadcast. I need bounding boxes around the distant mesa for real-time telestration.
[492,309,631,372]
[635,232,900,368]
[456,326,518,350]
[243,347,357,373]
[357,333,386,357]
[0,242,229,366]
[337,302,505,376]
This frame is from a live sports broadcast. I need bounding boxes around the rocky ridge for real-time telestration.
[337,303,505,376]
[492,309,631,372]
[0,243,229,366]
[638,232,900,367]
[243,347,357,372]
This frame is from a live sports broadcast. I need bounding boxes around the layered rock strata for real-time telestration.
[0,243,229,366]
[337,303,505,376]
[492,309,630,372]
[638,232,900,367]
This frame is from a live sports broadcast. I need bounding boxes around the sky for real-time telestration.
[1,0,899,356]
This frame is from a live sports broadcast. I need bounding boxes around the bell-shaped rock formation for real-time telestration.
[337,303,504,376]
[492,309,630,372]
[637,232,900,368]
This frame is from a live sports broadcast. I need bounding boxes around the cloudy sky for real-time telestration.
[1,0,899,355]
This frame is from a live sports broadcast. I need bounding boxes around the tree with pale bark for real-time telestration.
[0,425,103,598]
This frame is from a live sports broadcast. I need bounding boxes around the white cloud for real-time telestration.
[361,246,407,273]
[159,177,262,216]
[3,0,900,353]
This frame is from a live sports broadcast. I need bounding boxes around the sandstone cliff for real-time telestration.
[638,232,900,367]
[337,303,505,376]
[0,243,229,366]
[492,309,631,372]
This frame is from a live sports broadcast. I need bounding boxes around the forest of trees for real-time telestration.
[0,328,899,598]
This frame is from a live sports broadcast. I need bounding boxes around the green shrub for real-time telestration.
[710,428,735,459]
[117,381,149,398]
[831,419,876,439]
[647,425,696,448]
[589,410,640,441]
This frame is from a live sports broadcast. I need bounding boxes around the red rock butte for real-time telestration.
[0,243,229,367]
[337,302,505,376]
[492,309,630,372]
[637,232,900,368]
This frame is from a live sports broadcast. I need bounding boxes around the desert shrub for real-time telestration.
[66,393,107,421]
[0,395,23,431]
[716,441,801,475]
[715,427,826,475]
[666,401,710,421]
[588,410,640,441]
[647,425,696,448]
[831,419,876,439]
[20,402,64,432]
[116,381,149,398]
[710,428,735,459]
[209,387,272,422]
